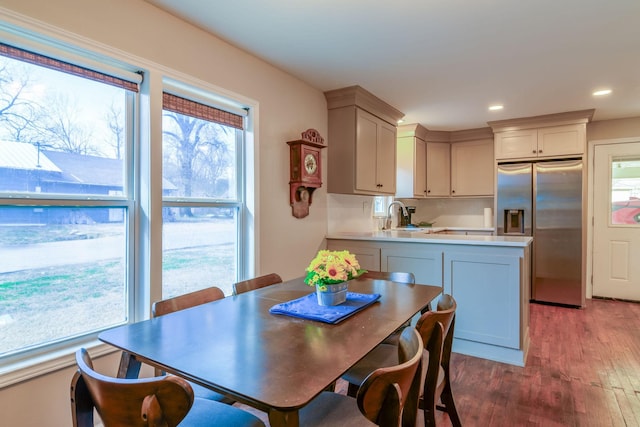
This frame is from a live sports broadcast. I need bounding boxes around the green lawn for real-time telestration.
[0,243,235,356]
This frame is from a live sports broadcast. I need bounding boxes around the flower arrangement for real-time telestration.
[304,250,367,290]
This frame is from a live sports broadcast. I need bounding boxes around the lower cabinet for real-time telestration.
[444,252,520,349]
[326,241,381,271]
[381,247,443,287]
[326,238,530,366]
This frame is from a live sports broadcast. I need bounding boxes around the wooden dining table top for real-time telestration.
[99,276,441,426]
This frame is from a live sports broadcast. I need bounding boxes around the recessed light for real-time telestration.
[593,89,612,96]
[397,119,405,124]
[489,105,504,111]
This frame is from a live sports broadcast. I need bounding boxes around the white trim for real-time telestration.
[586,136,640,300]
[0,16,142,84]
[0,341,117,388]
[0,5,260,380]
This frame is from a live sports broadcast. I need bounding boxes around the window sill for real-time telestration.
[0,340,118,389]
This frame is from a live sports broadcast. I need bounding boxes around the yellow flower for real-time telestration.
[304,250,367,287]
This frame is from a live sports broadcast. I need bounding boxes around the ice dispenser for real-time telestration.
[504,209,525,234]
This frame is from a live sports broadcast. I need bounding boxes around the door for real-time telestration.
[534,160,583,306]
[593,141,640,301]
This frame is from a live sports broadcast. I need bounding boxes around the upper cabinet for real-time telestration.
[396,124,450,198]
[450,128,495,197]
[489,109,594,161]
[396,125,493,198]
[325,86,404,196]
[426,141,451,197]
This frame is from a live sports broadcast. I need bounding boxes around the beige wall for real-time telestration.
[0,0,328,425]
[588,117,640,141]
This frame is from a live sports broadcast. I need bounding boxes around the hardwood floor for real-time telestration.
[433,298,640,427]
[237,298,640,426]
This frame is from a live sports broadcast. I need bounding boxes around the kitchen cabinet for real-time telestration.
[450,138,494,196]
[444,251,523,349]
[325,236,531,366]
[489,110,594,161]
[325,86,404,196]
[381,246,443,287]
[396,123,450,198]
[426,142,450,197]
[396,131,426,198]
[326,240,381,271]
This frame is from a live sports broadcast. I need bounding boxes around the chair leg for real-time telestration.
[439,382,462,427]
[419,397,437,427]
[347,382,359,398]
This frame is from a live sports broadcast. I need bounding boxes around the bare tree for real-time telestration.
[163,112,232,216]
[0,60,42,143]
[105,102,125,159]
[40,93,98,155]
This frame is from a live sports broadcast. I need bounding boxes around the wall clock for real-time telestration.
[287,129,326,218]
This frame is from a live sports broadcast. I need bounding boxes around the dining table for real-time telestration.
[98,276,441,427]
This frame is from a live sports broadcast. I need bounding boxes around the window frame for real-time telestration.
[160,85,247,297]
[0,18,258,385]
[0,42,139,367]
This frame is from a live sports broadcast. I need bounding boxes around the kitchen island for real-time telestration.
[326,230,533,366]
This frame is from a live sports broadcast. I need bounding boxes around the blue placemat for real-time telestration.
[269,292,381,324]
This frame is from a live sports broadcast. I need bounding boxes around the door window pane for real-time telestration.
[611,157,640,225]
[0,206,127,357]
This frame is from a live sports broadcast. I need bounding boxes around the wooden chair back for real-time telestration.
[359,270,416,284]
[72,348,194,427]
[232,273,282,295]
[415,293,459,427]
[356,327,424,427]
[152,286,225,317]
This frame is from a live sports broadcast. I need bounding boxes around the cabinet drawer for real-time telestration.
[381,247,443,287]
[326,241,381,271]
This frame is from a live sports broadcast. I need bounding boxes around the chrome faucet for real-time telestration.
[384,201,408,230]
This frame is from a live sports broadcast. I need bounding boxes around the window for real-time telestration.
[611,157,640,225]
[0,43,137,359]
[161,91,245,297]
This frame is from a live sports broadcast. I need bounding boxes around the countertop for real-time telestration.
[326,229,533,247]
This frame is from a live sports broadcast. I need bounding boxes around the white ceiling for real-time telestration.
[145,0,640,131]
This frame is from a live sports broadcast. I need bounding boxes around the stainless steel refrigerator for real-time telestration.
[496,159,584,307]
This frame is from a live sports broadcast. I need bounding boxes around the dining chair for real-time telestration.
[342,294,462,427]
[71,348,265,427]
[298,327,424,427]
[359,270,416,284]
[232,273,283,295]
[152,286,235,404]
[117,286,233,404]
[359,270,419,345]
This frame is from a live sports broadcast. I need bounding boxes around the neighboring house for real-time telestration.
[0,141,177,224]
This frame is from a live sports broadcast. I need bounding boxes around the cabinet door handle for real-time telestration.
[532,149,537,153]
[538,149,542,153]
[427,189,431,194]
[452,190,456,194]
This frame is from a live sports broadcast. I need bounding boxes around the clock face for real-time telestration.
[304,153,318,175]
